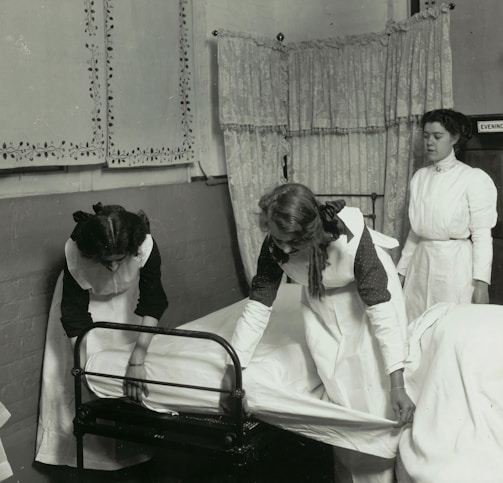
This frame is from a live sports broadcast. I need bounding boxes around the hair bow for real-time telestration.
[318,200,346,238]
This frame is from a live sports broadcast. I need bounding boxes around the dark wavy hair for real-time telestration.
[72,203,149,262]
[421,109,473,148]
[258,183,333,299]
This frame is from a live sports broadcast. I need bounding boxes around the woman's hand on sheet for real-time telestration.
[124,363,149,402]
[472,280,490,304]
[123,315,157,402]
[220,365,250,417]
[391,387,415,428]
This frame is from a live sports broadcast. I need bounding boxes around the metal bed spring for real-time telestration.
[72,322,281,472]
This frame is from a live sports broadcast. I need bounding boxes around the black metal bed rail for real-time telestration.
[72,322,251,470]
[316,192,384,230]
[73,398,263,457]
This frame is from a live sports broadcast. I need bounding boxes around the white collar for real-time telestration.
[433,149,458,173]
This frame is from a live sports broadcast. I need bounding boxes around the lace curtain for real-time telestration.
[382,7,453,246]
[289,6,453,247]
[217,5,453,279]
[218,32,289,281]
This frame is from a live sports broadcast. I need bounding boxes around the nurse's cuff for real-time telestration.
[471,227,493,284]
[366,301,406,375]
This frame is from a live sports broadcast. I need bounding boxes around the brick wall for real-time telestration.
[0,181,247,482]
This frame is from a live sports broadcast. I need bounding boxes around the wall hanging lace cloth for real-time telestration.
[0,0,195,169]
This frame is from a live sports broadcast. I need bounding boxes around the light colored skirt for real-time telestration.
[403,239,473,322]
[35,272,151,470]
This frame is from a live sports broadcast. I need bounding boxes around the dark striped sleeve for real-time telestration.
[249,237,284,307]
[135,239,169,320]
[354,226,391,306]
[60,261,93,338]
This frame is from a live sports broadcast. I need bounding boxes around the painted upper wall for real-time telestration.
[3,1,501,196]
[206,0,407,41]
[11,0,466,196]
[1,0,408,198]
[450,0,503,115]
[0,1,193,200]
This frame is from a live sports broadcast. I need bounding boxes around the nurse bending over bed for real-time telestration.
[225,182,412,483]
[35,203,168,471]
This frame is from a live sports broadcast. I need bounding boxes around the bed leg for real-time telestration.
[76,434,84,471]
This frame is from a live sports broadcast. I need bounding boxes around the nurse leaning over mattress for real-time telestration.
[35,203,168,470]
[223,182,413,483]
[397,108,497,322]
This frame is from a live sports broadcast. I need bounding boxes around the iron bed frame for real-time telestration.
[72,322,284,473]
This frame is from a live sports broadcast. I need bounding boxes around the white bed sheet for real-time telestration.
[86,283,403,458]
[86,283,322,411]
[85,284,503,469]
[399,302,503,482]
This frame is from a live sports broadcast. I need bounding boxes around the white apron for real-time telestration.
[403,238,473,322]
[35,236,153,470]
[281,209,408,483]
[0,403,12,482]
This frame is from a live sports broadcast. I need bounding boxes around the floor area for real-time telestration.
[32,433,335,483]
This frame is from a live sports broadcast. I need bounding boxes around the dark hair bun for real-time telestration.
[421,109,472,146]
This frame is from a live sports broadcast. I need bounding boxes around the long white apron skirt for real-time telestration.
[35,272,151,470]
[403,239,473,322]
[302,247,407,483]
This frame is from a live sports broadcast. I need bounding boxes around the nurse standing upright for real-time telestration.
[397,109,497,322]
